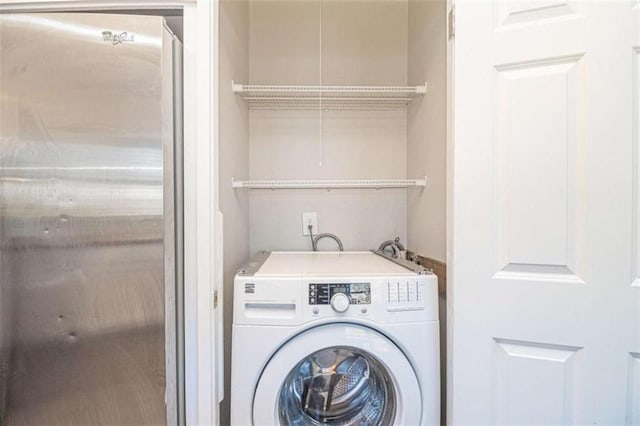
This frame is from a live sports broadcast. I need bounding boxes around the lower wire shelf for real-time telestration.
[231,177,427,190]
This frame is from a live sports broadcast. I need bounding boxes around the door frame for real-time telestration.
[0,1,221,425]
[445,0,455,424]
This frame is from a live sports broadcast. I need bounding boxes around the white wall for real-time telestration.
[218,1,249,423]
[407,1,448,424]
[407,0,447,263]
[248,0,410,255]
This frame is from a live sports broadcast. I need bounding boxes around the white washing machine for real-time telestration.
[230,251,440,426]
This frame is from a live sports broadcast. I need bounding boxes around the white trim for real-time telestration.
[445,0,455,424]
[184,1,219,425]
[0,2,220,425]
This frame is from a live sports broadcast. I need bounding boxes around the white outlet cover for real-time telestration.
[302,212,318,236]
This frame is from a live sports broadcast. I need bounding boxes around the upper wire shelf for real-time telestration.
[231,177,427,190]
[231,81,428,110]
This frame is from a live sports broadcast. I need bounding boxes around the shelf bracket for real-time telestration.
[231,80,244,93]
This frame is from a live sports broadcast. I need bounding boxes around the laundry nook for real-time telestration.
[218,1,447,423]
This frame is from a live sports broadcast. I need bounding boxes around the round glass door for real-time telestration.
[278,346,396,425]
[252,323,422,425]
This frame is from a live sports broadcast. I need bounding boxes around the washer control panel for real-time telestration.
[308,283,371,305]
[386,281,425,311]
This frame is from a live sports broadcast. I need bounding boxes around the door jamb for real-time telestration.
[446,0,455,424]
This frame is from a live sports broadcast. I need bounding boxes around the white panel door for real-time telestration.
[452,1,639,424]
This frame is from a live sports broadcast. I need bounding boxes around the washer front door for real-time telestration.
[253,323,422,426]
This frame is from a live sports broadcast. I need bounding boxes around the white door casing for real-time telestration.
[452,1,638,424]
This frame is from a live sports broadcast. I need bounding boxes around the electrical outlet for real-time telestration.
[302,212,318,236]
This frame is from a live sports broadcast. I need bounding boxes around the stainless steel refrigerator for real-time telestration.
[0,13,183,425]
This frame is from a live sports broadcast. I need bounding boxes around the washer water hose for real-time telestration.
[308,225,344,251]
[378,237,405,258]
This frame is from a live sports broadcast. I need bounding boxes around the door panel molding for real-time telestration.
[493,0,583,30]
[493,338,581,425]
[493,54,586,284]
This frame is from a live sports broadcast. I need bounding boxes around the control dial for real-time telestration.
[330,293,350,313]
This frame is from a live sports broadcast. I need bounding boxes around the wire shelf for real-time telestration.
[231,177,427,190]
[232,82,427,110]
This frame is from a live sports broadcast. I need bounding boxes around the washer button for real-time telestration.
[312,307,319,315]
[361,307,368,314]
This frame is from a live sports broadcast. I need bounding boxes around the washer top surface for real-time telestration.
[254,251,416,277]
